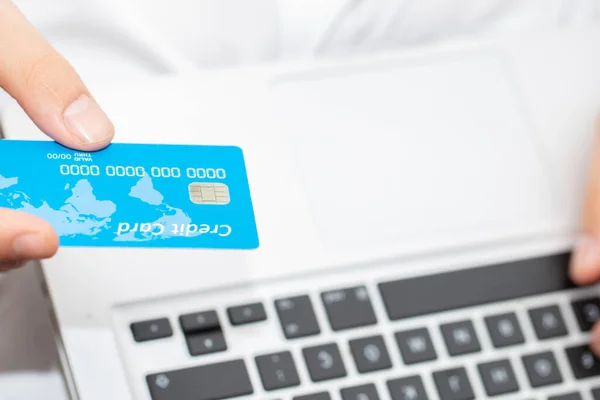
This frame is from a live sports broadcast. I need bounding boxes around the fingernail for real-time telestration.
[63,94,113,144]
[572,235,600,275]
[12,233,46,259]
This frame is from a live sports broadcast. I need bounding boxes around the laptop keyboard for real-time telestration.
[117,252,600,400]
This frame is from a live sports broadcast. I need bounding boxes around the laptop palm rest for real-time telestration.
[271,50,560,255]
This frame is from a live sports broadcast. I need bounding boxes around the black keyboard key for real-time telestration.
[275,295,320,339]
[321,286,377,331]
[440,321,481,356]
[395,328,437,365]
[549,393,582,400]
[294,393,331,400]
[565,344,600,379]
[349,335,392,373]
[592,387,600,400]
[378,253,573,320]
[179,310,220,334]
[303,343,346,382]
[571,297,600,332]
[228,302,267,326]
[255,351,300,391]
[477,359,519,396]
[131,318,172,342]
[341,384,380,400]
[433,367,474,400]
[146,359,253,400]
[522,351,562,387]
[484,312,525,348]
[387,376,429,400]
[186,331,227,356]
[528,305,568,340]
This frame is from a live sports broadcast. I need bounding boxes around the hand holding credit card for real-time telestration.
[0,140,259,252]
[0,3,118,269]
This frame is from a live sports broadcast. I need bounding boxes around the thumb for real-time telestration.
[570,118,600,285]
[0,208,58,271]
[0,1,114,151]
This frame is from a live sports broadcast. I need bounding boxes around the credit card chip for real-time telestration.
[188,182,230,205]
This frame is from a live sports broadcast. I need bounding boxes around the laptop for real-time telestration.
[2,25,600,400]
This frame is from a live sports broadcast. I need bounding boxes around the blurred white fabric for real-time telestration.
[9,0,600,69]
[1,1,599,399]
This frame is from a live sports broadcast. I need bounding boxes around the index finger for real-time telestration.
[0,0,114,150]
[570,118,600,285]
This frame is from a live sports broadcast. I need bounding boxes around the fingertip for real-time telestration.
[569,235,600,285]
[53,129,114,152]
[591,322,600,356]
[77,133,114,152]
[36,218,59,258]
[0,209,59,261]
[41,222,59,258]
[12,224,58,260]
[36,94,115,152]
[61,94,115,151]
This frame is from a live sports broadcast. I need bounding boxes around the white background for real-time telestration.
[1,1,599,399]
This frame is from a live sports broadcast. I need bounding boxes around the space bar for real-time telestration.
[378,252,574,321]
[146,359,253,400]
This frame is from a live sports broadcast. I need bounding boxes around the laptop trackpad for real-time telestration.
[272,51,559,252]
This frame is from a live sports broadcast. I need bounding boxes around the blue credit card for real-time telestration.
[0,140,259,249]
